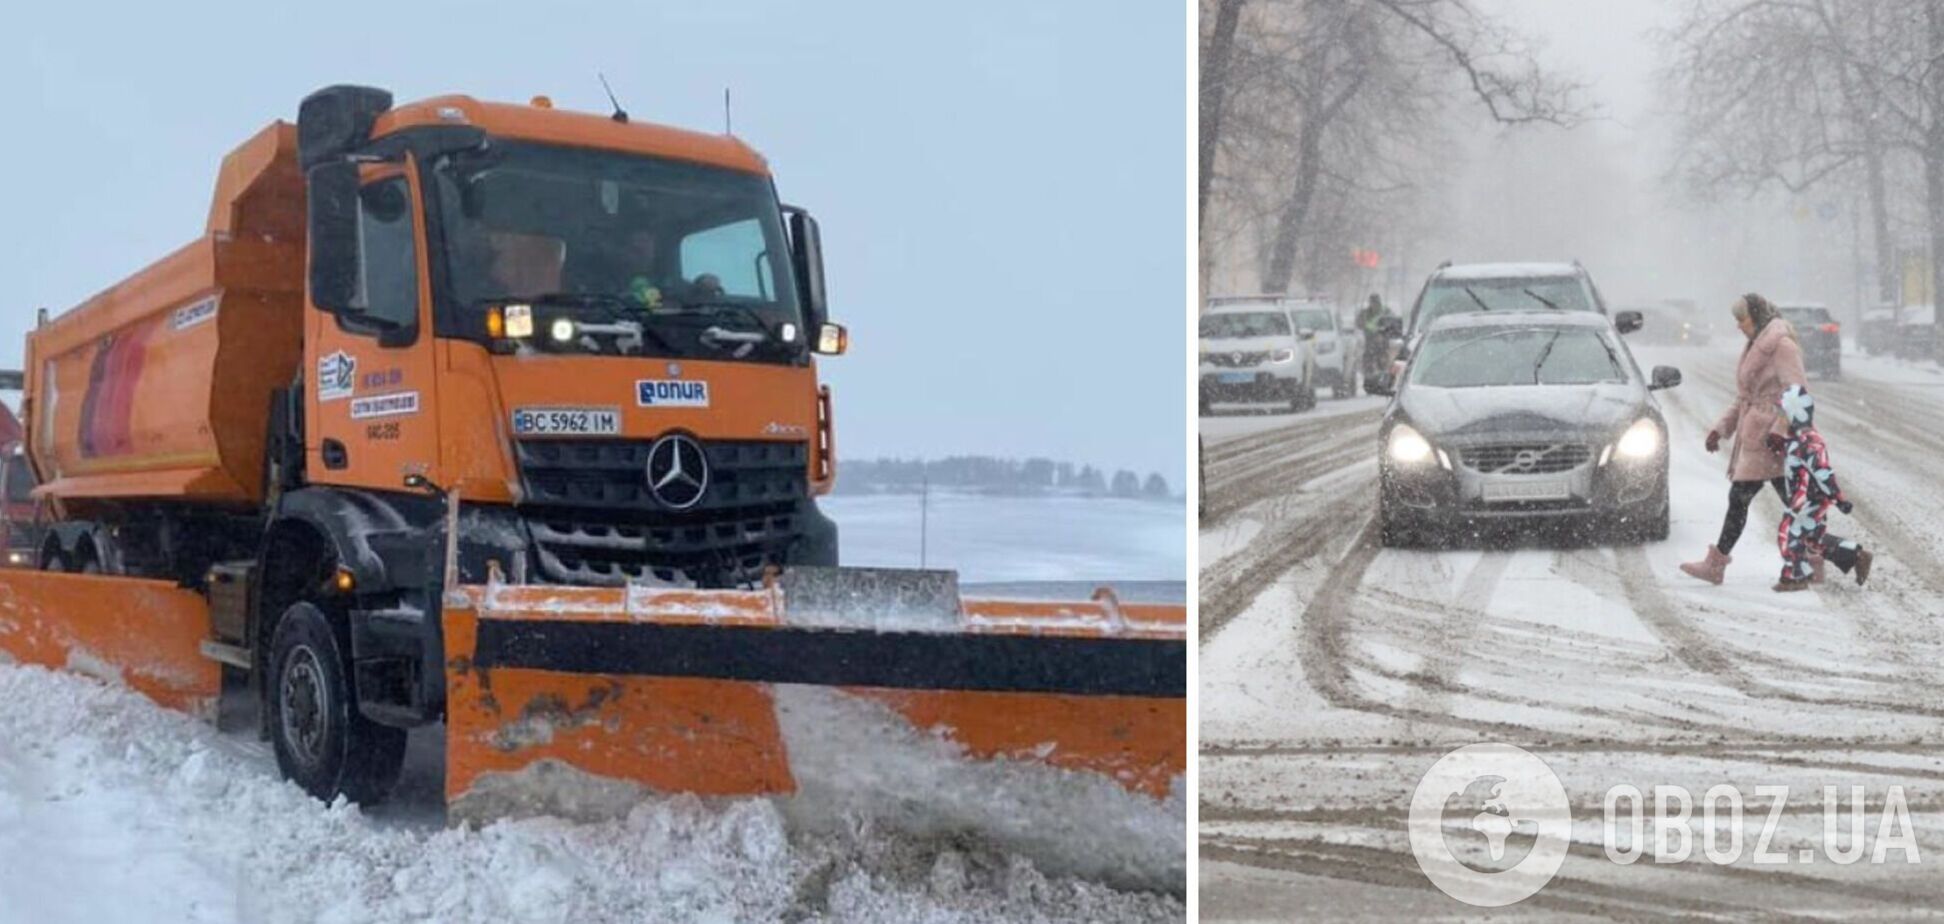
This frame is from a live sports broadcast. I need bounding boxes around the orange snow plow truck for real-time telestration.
[0,86,1184,819]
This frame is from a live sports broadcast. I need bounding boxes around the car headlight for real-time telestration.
[1617,418,1661,458]
[1388,423,1434,465]
[1270,348,1296,364]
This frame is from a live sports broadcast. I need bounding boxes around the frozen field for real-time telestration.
[1200,341,1944,918]
[0,496,1187,923]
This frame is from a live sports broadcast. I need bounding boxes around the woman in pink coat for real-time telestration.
[1679,293,1808,584]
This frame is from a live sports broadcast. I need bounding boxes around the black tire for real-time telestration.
[267,601,406,806]
[40,549,65,572]
[1379,495,1420,548]
[1639,489,1671,543]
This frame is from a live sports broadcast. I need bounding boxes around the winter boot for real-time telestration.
[1809,553,1826,585]
[1854,548,1874,586]
[1679,545,1731,585]
[1773,579,1811,592]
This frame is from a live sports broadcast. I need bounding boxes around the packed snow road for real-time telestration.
[1200,342,1944,918]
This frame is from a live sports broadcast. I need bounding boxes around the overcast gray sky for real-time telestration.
[1,1,1185,483]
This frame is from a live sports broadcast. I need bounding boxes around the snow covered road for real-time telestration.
[1199,343,1944,918]
[0,494,1188,923]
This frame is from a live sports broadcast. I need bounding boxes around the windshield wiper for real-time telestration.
[1530,329,1565,384]
[660,300,796,353]
[1522,288,1563,311]
[1463,286,1491,312]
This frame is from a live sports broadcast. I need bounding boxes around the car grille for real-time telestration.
[1461,442,1592,475]
[1206,350,1269,368]
[515,438,809,587]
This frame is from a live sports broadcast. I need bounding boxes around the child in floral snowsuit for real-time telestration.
[1774,384,1872,591]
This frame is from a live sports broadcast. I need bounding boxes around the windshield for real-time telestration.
[1409,326,1627,388]
[1290,308,1335,332]
[429,141,802,360]
[1414,276,1594,333]
[1200,312,1290,338]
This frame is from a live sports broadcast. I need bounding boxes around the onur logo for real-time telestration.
[1408,744,1571,907]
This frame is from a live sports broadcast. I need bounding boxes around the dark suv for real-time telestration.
[1778,304,1841,378]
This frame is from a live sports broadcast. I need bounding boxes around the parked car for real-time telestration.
[1393,262,1640,384]
[1369,310,1680,547]
[1662,298,1711,346]
[1894,304,1938,362]
[1776,304,1842,378]
[1199,300,1319,414]
[1287,299,1363,398]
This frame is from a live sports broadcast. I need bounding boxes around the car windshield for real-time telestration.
[1415,276,1593,333]
[1410,326,1627,388]
[1201,311,1290,338]
[1290,308,1335,332]
[429,141,802,360]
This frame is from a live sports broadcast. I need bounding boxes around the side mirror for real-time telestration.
[1298,329,1317,341]
[785,207,829,330]
[1649,365,1682,390]
[1615,310,1643,335]
[1366,375,1394,397]
[307,162,363,315]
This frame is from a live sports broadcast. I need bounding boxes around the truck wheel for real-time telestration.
[40,550,65,572]
[267,601,406,806]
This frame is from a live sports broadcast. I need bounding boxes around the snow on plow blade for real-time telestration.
[443,567,1187,821]
[0,570,219,714]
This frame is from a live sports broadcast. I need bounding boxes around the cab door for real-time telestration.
[306,160,443,492]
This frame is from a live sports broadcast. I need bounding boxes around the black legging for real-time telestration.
[1717,477,1787,554]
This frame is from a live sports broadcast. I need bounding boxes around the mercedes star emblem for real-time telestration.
[645,434,709,510]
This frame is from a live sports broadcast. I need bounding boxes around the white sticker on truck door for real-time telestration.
[170,297,218,331]
[349,391,419,419]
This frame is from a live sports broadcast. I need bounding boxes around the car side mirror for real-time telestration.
[1649,365,1682,390]
[785,207,828,330]
[1366,376,1394,397]
[1615,310,1643,335]
[307,161,363,315]
[1298,330,1317,341]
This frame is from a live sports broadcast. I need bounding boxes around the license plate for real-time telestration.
[1481,480,1570,502]
[1217,372,1254,384]
[511,407,621,436]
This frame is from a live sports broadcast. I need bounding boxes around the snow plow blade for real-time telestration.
[442,567,1186,821]
[0,570,219,714]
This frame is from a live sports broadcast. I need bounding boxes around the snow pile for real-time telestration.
[0,664,1179,923]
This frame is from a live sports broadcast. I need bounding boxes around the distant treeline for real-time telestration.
[833,456,1174,500]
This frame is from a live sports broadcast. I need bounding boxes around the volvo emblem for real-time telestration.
[1509,449,1542,472]
[645,434,709,510]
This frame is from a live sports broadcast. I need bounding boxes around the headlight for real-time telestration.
[1270,348,1296,364]
[503,304,534,339]
[1388,423,1434,464]
[549,318,578,343]
[1617,418,1660,458]
[1314,339,1337,354]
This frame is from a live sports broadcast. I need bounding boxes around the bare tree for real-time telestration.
[1199,0,1589,299]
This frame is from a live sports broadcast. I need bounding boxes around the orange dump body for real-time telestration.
[24,124,305,511]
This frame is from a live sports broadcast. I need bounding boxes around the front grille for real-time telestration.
[1461,443,1591,475]
[1205,350,1270,368]
[515,438,809,587]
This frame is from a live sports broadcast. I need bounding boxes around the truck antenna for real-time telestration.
[723,87,732,135]
[598,73,629,124]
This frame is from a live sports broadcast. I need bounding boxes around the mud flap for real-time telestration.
[441,570,1186,822]
[0,570,219,714]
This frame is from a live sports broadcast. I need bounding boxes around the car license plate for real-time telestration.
[1481,480,1570,502]
[1217,372,1253,384]
[511,407,621,436]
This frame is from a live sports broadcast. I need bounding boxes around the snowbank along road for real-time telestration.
[1200,342,1944,918]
